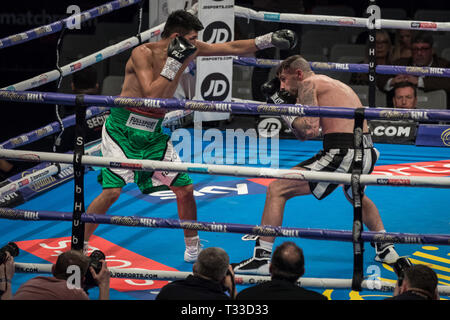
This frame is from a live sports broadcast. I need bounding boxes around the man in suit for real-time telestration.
[381,32,450,108]
[392,81,418,109]
[236,241,327,300]
[156,247,236,300]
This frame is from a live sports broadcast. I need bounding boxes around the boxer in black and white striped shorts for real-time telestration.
[299,132,378,201]
[234,55,402,276]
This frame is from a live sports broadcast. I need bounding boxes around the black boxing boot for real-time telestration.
[233,238,271,275]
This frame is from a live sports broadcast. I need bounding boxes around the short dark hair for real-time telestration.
[412,32,434,47]
[270,241,305,283]
[161,10,204,39]
[277,55,311,76]
[393,81,417,97]
[404,264,438,297]
[52,250,90,280]
[193,247,229,282]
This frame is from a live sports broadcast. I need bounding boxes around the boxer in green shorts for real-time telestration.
[99,107,192,193]
[84,10,298,262]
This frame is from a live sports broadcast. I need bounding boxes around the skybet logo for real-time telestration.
[123,179,268,203]
[150,182,250,200]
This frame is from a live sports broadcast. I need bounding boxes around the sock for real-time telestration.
[257,239,273,252]
[185,235,199,247]
[374,230,395,251]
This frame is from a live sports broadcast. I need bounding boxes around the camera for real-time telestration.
[0,242,19,264]
[392,257,412,286]
[83,249,106,289]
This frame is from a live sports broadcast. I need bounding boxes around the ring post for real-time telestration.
[351,108,366,291]
[71,94,87,251]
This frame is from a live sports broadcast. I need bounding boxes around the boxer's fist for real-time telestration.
[167,36,197,63]
[272,29,298,50]
[270,90,297,105]
[261,77,280,100]
[161,36,197,81]
[261,78,296,104]
[255,29,298,50]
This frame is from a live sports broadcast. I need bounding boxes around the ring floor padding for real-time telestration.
[2,135,449,300]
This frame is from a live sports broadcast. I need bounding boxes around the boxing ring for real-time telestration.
[0,1,450,300]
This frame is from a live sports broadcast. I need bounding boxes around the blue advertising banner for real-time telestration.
[416,124,450,148]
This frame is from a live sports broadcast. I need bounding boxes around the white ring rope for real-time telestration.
[3,4,448,93]
[1,3,198,92]
[234,6,450,31]
[1,5,448,300]
[1,149,449,188]
[0,141,101,199]
[13,262,450,295]
[2,25,162,92]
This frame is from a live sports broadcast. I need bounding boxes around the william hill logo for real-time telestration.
[441,128,450,146]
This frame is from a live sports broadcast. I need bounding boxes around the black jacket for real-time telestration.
[236,279,328,300]
[155,275,231,300]
[385,289,434,300]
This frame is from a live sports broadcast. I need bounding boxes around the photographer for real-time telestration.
[0,251,15,300]
[156,247,236,300]
[386,261,440,300]
[13,250,110,300]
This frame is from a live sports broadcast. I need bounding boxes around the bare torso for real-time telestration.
[308,74,369,134]
[120,42,175,118]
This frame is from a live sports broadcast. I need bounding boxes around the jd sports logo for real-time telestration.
[203,21,232,43]
[258,118,282,138]
[201,73,230,101]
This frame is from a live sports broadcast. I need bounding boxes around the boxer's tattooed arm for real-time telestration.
[291,81,320,140]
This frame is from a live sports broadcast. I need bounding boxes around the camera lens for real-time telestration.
[0,242,19,264]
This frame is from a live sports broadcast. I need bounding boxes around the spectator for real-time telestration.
[386,264,440,300]
[392,81,417,109]
[0,252,14,300]
[235,241,327,300]
[381,32,450,108]
[156,247,236,300]
[12,250,110,300]
[349,30,393,91]
[391,29,413,61]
